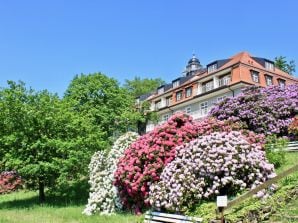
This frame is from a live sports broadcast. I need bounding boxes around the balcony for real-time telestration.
[201,77,231,93]
[218,76,231,87]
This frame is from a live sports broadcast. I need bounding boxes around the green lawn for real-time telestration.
[0,191,142,223]
[1,153,297,223]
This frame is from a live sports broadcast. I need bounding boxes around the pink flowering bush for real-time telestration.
[210,85,298,135]
[114,114,265,213]
[0,171,23,194]
[148,131,275,212]
[114,113,200,213]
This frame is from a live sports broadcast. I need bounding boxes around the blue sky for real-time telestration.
[0,0,297,96]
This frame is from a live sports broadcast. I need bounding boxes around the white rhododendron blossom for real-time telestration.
[83,132,139,215]
[148,131,275,212]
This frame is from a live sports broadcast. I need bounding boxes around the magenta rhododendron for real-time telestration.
[0,171,22,194]
[114,113,199,212]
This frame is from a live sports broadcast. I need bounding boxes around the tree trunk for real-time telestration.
[39,178,46,203]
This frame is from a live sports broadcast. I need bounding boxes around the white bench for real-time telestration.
[144,211,203,223]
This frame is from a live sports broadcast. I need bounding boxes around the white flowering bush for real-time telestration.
[148,131,275,212]
[83,132,139,215]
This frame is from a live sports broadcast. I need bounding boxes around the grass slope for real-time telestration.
[0,191,141,223]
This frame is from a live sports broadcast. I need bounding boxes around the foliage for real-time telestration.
[114,113,200,213]
[148,131,275,212]
[64,73,138,142]
[288,115,298,140]
[123,76,165,98]
[124,76,165,134]
[0,81,104,202]
[264,135,287,168]
[0,171,23,194]
[210,85,298,135]
[83,132,139,215]
[274,56,296,75]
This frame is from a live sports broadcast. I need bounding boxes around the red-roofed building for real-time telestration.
[137,52,298,132]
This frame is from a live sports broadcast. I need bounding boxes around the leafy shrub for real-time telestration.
[264,135,287,168]
[148,131,275,212]
[210,85,298,135]
[114,115,265,213]
[83,132,139,215]
[114,113,200,213]
[0,171,23,194]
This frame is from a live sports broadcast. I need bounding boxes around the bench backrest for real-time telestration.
[144,211,203,223]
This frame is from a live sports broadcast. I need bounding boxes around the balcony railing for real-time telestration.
[201,78,231,93]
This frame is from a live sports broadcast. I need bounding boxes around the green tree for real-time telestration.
[64,73,137,140]
[123,76,165,98]
[274,56,296,75]
[123,77,165,134]
[0,81,104,202]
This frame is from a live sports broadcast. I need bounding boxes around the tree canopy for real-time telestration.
[0,81,105,202]
[64,73,139,140]
[274,56,296,75]
[123,76,165,98]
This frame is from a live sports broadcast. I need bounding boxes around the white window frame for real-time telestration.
[185,106,191,114]
[278,79,286,88]
[185,87,192,98]
[204,81,214,92]
[265,61,274,71]
[176,91,182,101]
[173,80,180,88]
[200,101,208,115]
[155,100,161,110]
[166,96,172,106]
[162,114,169,122]
[265,75,273,86]
[157,87,164,94]
[251,70,259,83]
[207,63,217,73]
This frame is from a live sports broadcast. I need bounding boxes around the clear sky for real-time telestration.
[0,0,297,96]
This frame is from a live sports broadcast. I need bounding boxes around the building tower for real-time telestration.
[183,54,203,76]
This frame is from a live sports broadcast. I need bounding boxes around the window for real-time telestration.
[154,100,161,110]
[265,75,273,86]
[219,75,231,86]
[265,61,274,71]
[278,79,286,88]
[207,63,217,73]
[250,70,260,83]
[202,81,214,92]
[185,87,192,98]
[166,96,172,106]
[217,95,227,102]
[173,80,180,88]
[162,114,169,122]
[185,107,191,114]
[200,101,208,115]
[157,87,164,94]
[176,91,183,101]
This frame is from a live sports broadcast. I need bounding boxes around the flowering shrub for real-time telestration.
[210,85,298,135]
[0,171,23,194]
[288,116,298,140]
[114,114,265,213]
[148,131,275,212]
[197,117,265,148]
[114,113,200,213]
[83,132,139,215]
